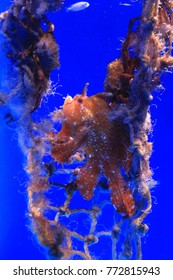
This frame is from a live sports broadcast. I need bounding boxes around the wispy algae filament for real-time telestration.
[0,0,173,259]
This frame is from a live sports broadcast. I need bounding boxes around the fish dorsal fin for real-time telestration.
[81,82,89,97]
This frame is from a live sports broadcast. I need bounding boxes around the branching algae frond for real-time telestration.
[0,0,173,259]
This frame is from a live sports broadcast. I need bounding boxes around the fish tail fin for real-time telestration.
[65,7,70,12]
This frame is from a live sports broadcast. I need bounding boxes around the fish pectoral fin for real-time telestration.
[76,162,100,200]
[110,184,136,218]
[51,126,88,163]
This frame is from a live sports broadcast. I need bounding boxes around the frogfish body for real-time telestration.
[51,86,135,217]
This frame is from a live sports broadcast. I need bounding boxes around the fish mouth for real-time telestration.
[64,95,73,104]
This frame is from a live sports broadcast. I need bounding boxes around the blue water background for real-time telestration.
[0,0,173,259]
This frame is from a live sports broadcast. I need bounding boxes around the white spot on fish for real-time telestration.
[66,2,90,12]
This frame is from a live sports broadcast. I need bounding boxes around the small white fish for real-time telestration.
[66,2,90,12]
[119,2,132,6]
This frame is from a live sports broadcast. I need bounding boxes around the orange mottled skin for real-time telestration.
[51,88,135,217]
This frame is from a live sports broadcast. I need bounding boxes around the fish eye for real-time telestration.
[78,98,83,103]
